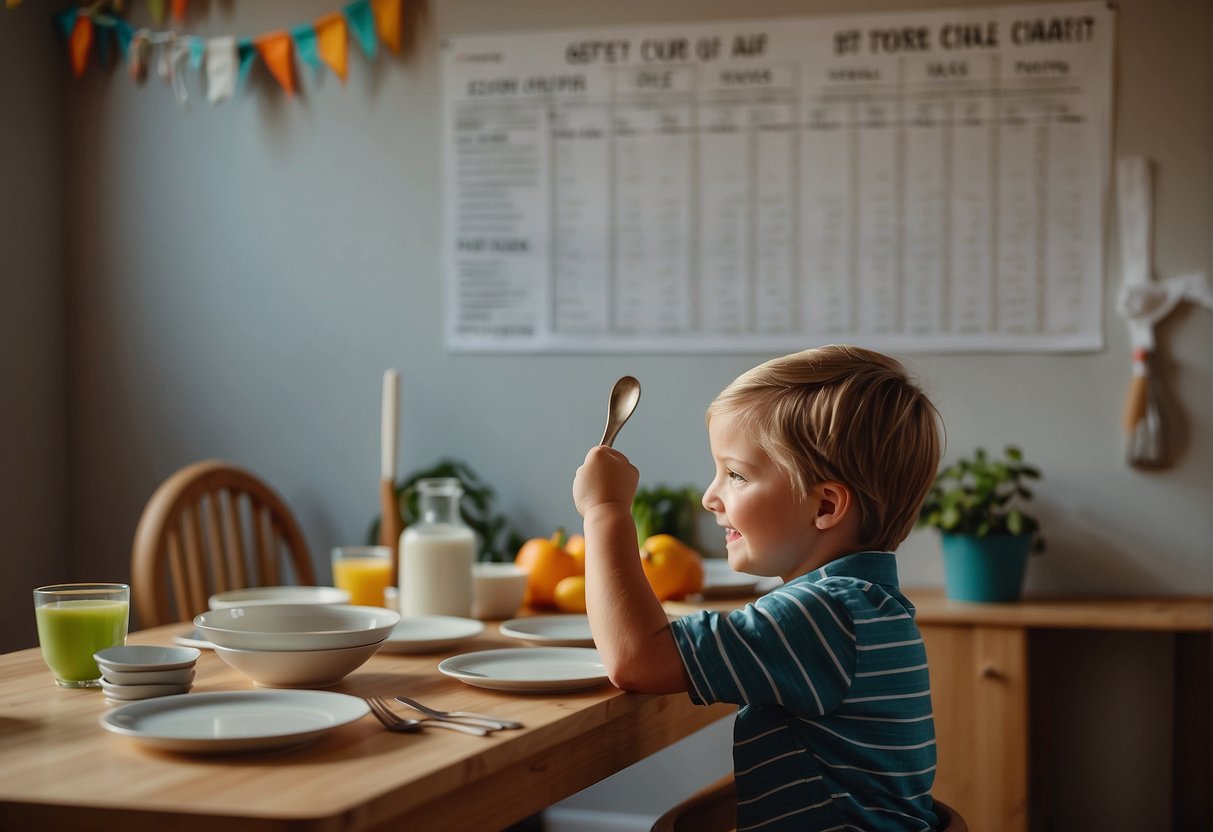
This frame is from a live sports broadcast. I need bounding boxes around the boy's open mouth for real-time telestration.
[725,528,741,543]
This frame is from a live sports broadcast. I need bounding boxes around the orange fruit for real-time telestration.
[553,575,587,613]
[640,534,705,601]
[515,537,579,608]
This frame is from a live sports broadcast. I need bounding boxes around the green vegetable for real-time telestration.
[632,484,703,548]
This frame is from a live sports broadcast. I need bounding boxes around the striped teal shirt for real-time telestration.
[670,551,938,831]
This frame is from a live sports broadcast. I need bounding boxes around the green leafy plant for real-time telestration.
[366,458,525,562]
[632,484,703,548]
[917,446,1045,552]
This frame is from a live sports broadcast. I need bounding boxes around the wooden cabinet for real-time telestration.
[921,624,1029,831]
[909,590,1212,832]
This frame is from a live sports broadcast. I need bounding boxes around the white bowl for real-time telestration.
[100,679,193,700]
[94,645,201,673]
[102,667,197,686]
[213,640,386,688]
[208,585,351,610]
[194,604,400,651]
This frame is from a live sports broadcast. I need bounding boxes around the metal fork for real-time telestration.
[365,697,493,736]
[395,695,524,730]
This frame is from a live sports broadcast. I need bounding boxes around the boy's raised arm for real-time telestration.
[574,446,689,695]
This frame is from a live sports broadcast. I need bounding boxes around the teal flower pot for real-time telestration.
[940,533,1032,602]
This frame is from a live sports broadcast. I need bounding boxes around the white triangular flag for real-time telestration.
[206,36,237,104]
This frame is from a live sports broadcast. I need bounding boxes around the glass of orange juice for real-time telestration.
[34,583,129,687]
[331,546,393,607]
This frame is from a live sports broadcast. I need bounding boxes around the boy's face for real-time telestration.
[702,411,819,581]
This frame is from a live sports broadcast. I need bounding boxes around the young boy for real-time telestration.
[572,345,942,831]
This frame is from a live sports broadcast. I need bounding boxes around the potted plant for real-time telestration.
[917,446,1044,602]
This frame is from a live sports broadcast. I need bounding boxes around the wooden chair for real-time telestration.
[131,459,316,627]
[651,773,736,832]
[650,773,968,832]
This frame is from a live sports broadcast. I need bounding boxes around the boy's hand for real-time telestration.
[573,445,639,517]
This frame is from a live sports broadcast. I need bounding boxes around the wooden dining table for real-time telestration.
[0,619,734,832]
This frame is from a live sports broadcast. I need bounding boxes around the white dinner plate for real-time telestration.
[438,647,609,693]
[379,616,485,654]
[498,615,594,647]
[173,627,215,650]
[100,690,370,754]
[700,561,761,598]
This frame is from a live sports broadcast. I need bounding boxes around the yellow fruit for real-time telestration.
[515,537,579,608]
[640,534,705,601]
[553,575,587,613]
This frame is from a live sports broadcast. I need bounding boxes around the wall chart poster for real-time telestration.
[442,2,1113,353]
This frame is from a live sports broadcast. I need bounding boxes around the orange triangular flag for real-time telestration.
[254,30,296,96]
[69,15,94,78]
[314,13,348,82]
[371,0,403,54]
[171,0,187,22]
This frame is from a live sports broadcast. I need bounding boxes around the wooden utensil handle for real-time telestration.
[1123,374,1148,435]
[379,478,403,584]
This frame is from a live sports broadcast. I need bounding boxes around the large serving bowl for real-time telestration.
[194,604,400,651]
[213,640,387,688]
[208,586,351,610]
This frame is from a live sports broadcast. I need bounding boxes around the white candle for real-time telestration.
[380,369,399,479]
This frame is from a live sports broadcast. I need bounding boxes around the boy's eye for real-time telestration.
[727,470,746,483]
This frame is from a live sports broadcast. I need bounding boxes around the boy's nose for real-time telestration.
[701,482,721,512]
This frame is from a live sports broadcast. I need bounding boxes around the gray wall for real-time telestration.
[58,0,1213,607]
[2,0,1210,826]
[1,8,67,653]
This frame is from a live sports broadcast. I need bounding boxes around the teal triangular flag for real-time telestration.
[112,19,134,57]
[343,0,377,60]
[95,23,112,69]
[54,7,78,40]
[291,23,321,71]
[188,37,206,71]
[237,37,257,89]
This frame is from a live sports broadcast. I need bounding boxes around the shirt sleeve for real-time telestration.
[670,582,857,717]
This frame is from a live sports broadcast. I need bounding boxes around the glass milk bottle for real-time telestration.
[398,478,475,616]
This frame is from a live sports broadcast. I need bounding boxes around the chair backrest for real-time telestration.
[934,799,969,831]
[650,774,967,832]
[651,774,736,832]
[131,460,316,627]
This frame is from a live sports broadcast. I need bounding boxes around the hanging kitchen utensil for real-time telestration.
[1115,157,1213,469]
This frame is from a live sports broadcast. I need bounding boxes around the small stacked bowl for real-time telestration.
[95,645,201,705]
[207,585,351,610]
[194,604,400,688]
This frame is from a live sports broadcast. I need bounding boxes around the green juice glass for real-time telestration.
[33,583,130,688]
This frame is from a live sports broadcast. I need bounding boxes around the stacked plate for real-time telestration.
[95,645,201,705]
[194,604,400,688]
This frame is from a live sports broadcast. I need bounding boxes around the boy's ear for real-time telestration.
[813,481,854,530]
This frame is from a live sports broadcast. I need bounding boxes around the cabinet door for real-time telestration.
[921,624,1029,832]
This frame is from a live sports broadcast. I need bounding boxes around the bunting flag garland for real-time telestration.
[41,0,404,105]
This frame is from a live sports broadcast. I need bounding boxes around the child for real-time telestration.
[572,345,942,831]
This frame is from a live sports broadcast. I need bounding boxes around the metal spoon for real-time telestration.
[599,376,641,447]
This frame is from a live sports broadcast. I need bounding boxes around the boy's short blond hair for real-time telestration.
[707,345,942,552]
